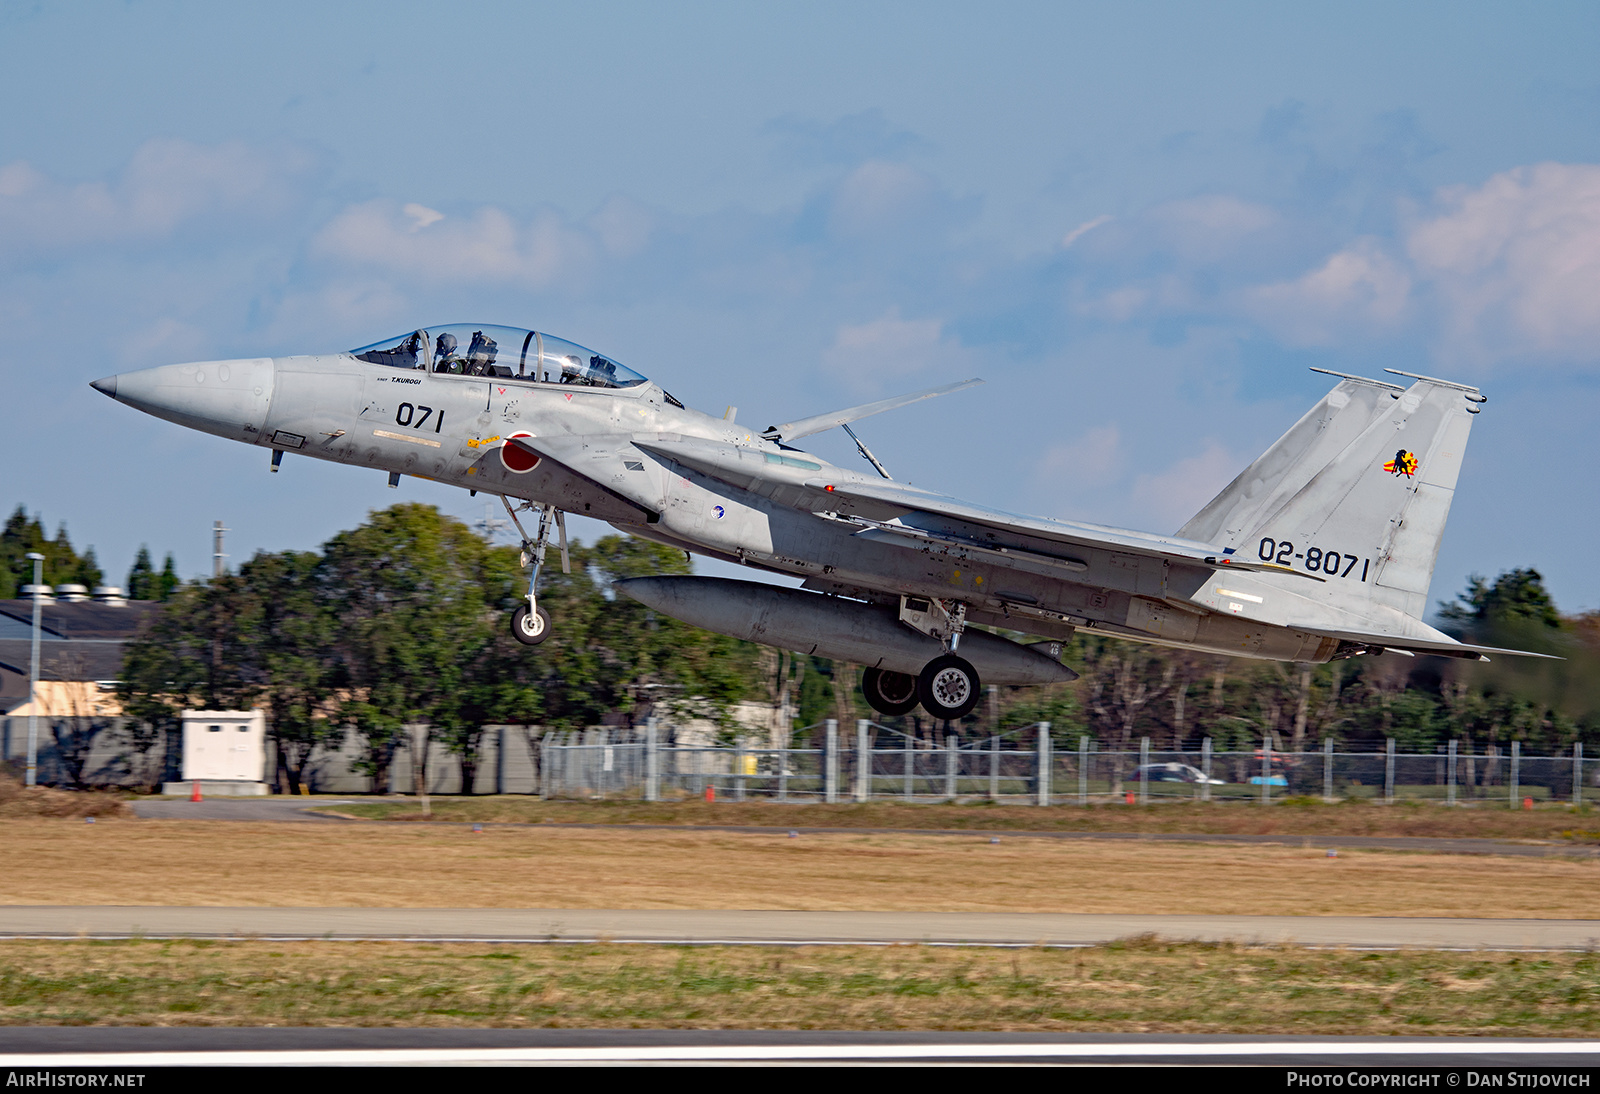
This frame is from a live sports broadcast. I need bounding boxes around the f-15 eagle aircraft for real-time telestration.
[90,322,1551,721]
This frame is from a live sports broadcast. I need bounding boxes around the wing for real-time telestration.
[762,379,983,443]
[808,476,1314,578]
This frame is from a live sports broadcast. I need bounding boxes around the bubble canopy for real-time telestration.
[350,324,647,389]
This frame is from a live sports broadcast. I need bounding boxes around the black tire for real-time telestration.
[917,654,981,720]
[862,667,920,717]
[511,604,552,646]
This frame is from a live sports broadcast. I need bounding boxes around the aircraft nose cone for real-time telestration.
[94,358,277,443]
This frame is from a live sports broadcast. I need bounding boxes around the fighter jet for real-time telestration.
[90,323,1552,721]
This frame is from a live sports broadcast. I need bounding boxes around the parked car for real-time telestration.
[1131,762,1226,785]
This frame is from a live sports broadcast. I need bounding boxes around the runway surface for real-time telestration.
[4,906,1599,949]
[2,1028,1599,1066]
[127,797,1600,859]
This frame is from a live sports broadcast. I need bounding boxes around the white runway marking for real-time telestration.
[5,1041,1600,1065]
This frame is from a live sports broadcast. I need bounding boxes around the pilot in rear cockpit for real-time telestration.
[465,330,499,376]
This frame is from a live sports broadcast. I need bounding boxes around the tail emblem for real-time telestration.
[1383,449,1418,477]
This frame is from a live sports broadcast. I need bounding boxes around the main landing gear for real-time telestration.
[860,596,983,720]
[862,655,983,720]
[501,495,568,647]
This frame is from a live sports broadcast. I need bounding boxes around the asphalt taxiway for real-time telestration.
[3,906,1598,950]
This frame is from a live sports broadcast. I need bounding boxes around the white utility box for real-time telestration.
[163,710,270,796]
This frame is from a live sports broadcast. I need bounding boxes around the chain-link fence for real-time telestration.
[540,721,1598,806]
[7,714,1595,805]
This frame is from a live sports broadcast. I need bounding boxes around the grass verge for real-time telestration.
[3,939,1599,1033]
[309,795,1600,842]
[7,819,1600,916]
[0,772,130,820]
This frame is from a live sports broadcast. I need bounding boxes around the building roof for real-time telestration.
[0,601,161,708]
[0,600,161,641]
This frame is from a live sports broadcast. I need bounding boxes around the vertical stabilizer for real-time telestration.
[1239,375,1485,619]
[1178,372,1402,547]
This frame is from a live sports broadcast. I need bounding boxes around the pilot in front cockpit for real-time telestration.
[433,332,462,374]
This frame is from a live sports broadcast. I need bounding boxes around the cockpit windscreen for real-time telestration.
[351,325,647,389]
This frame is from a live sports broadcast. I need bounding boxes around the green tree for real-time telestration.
[320,503,520,793]
[232,551,341,794]
[1,507,100,597]
[1439,568,1561,629]
[127,547,157,600]
[157,554,180,601]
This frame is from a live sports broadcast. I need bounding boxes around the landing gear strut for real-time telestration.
[501,495,567,647]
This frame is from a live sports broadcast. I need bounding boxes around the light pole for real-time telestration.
[25,552,43,787]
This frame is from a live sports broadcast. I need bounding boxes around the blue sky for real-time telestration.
[5,1,1599,612]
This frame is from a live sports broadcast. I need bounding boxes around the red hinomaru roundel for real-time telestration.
[500,433,540,473]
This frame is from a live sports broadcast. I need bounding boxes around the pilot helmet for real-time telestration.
[436,332,458,356]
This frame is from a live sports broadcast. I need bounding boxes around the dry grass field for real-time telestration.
[4,938,1600,1034]
[4,817,1600,917]
[315,795,1600,842]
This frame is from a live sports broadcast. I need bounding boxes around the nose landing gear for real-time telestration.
[501,495,567,647]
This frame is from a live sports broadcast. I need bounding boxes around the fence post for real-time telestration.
[733,736,746,801]
[1510,739,1520,808]
[539,731,551,799]
[1385,738,1395,805]
[1447,739,1457,807]
[1139,736,1149,805]
[824,719,838,804]
[1260,738,1272,805]
[855,720,870,803]
[1323,738,1334,801]
[989,734,1000,801]
[1576,742,1584,807]
[946,734,958,800]
[1036,722,1051,807]
[645,718,658,802]
[1201,737,1212,802]
[1079,736,1089,805]
[904,729,914,799]
[778,722,789,802]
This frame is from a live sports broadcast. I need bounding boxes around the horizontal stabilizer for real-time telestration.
[763,378,983,443]
[1295,626,1561,662]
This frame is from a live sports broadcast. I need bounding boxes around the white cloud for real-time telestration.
[1239,237,1412,345]
[1406,162,1600,364]
[820,308,967,391]
[1144,195,1280,261]
[1038,425,1123,480]
[313,199,599,288]
[826,160,947,240]
[1131,440,1241,531]
[1061,214,1112,249]
[0,138,320,256]
[402,203,444,231]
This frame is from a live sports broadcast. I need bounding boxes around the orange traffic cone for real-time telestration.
[190,781,202,802]
[705,785,715,803]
